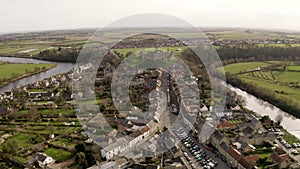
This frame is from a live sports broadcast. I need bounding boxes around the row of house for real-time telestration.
[209,111,295,169]
[101,120,158,160]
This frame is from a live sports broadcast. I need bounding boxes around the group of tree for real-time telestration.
[35,47,79,63]
[74,142,95,169]
[217,44,300,64]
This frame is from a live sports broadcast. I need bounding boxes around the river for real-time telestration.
[227,84,300,139]
[0,57,74,93]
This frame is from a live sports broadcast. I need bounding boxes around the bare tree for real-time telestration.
[275,114,283,126]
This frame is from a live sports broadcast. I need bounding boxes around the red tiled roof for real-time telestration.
[128,130,142,138]
[217,119,235,129]
[139,126,150,134]
[244,154,260,164]
[270,152,289,164]
[227,148,242,161]
[239,157,251,169]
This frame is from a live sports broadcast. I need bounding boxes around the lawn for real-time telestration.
[51,138,80,150]
[0,133,35,150]
[281,128,300,144]
[44,148,73,162]
[0,63,56,84]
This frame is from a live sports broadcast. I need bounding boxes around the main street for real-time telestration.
[158,70,229,169]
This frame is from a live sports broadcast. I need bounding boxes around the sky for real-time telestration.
[1,0,300,33]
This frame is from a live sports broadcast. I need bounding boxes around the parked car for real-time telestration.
[292,149,299,155]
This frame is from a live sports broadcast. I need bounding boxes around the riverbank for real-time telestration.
[223,62,300,119]
[226,74,300,119]
[0,57,74,93]
[226,82,300,140]
[0,63,57,88]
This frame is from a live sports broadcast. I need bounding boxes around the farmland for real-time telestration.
[224,62,300,114]
[0,63,56,86]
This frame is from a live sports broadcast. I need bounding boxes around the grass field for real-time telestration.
[114,46,187,57]
[0,63,56,84]
[224,62,271,74]
[44,148,73,162]
[224,62,300,106]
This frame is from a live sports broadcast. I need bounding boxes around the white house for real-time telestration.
[101,137,129,160]
[101,121,158,160]
[26,152,54,168]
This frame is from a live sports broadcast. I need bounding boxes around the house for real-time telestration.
[217,118,235,130]
[240,142,255,154]
[4,91,13,99]
[101,137,129,160]
[238,132,275,145]
[128,130,142,147]
[238,154,260,169]
[270,148,289,169]
[219,142,229,156]
[101,125,151,160]
[0,106,10,114]
[28,92,54,100]
[49,134,55,139]
[26,152,54,168]
[186,105,200,114]
[241,126,256,136]
[146,120,159,134]
[226,147,242,168]
[211,131,229,151]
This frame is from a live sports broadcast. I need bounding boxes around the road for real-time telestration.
[275,139,300,163]
[157,70,229,169]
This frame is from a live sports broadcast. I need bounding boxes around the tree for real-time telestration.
[3,140,19,155]
[34,66,41,72]
[75,152,88,168]
[125,51,134,57]
[75,142,87,153]
[0,162,8,169]
[261,115,271,123]
[85,151,95,167]
[275,114,283,126]
[10,72,18,78]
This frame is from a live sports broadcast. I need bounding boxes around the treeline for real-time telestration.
[216,44,300,65]
[226,73,300,118]
[34,47,79,63]
[33,44,300,64]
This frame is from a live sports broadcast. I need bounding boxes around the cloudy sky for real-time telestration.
[1,0,300,33]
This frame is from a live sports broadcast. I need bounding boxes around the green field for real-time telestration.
[0,63,56,84]
[224,62,270,74]
[224,62,300,107]
[114,46,187,57]
[44,148,73,162]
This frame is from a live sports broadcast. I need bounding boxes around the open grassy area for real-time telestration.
[114,46,187,57]
[223,62,271,74]
[44,148,73,162]
[51,138,80,150]
[0,63,56,85]
[224,62,300,109]
[0,133,35,150]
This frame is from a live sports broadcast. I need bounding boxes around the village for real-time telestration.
[0,36,299,169]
